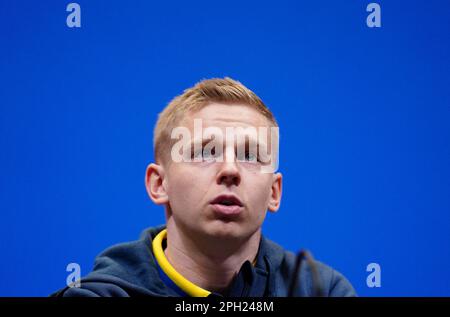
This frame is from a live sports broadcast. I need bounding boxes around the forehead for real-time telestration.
[180,103,271,129]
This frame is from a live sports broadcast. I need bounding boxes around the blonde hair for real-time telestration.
[153,77,278,163]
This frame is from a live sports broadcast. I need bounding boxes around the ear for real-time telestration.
[268,172,282,213]
[145,163,169,205]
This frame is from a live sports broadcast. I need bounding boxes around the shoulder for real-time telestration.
[263,238,357,297]
[51,226,168,297]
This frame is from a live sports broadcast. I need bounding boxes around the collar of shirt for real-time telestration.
[152,229,268,297]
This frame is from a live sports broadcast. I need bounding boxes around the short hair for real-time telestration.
[153,77,278,164]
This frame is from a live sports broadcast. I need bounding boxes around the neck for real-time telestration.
[164,222,261,294]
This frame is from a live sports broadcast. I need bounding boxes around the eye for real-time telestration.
[202,150,214,160]
[191,149,203,160]
[192,147,218,162]
[244,152,258,163]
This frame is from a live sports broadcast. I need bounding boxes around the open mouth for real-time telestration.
[217,199,239,206]
[210,194,243,206]
[210,194,243,216]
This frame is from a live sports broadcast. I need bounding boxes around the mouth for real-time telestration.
[209,194,244,217]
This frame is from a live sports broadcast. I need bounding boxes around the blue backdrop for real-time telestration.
[1,0,449,296]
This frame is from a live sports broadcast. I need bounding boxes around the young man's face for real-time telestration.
[150,103,282,241]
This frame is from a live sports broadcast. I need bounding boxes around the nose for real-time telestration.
[216,149,241,187]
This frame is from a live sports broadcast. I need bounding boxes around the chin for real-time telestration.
[202,220,243,238]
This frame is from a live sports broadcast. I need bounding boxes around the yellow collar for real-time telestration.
[152,229,211,297]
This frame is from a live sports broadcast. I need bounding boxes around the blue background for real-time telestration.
[1,0,449,296]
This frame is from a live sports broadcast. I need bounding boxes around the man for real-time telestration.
[52,78,356,297]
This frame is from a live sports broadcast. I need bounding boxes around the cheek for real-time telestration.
[247,176,273,214]
[166,166,211,208]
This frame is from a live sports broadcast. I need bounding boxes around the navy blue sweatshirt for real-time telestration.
[52,225,356,297]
